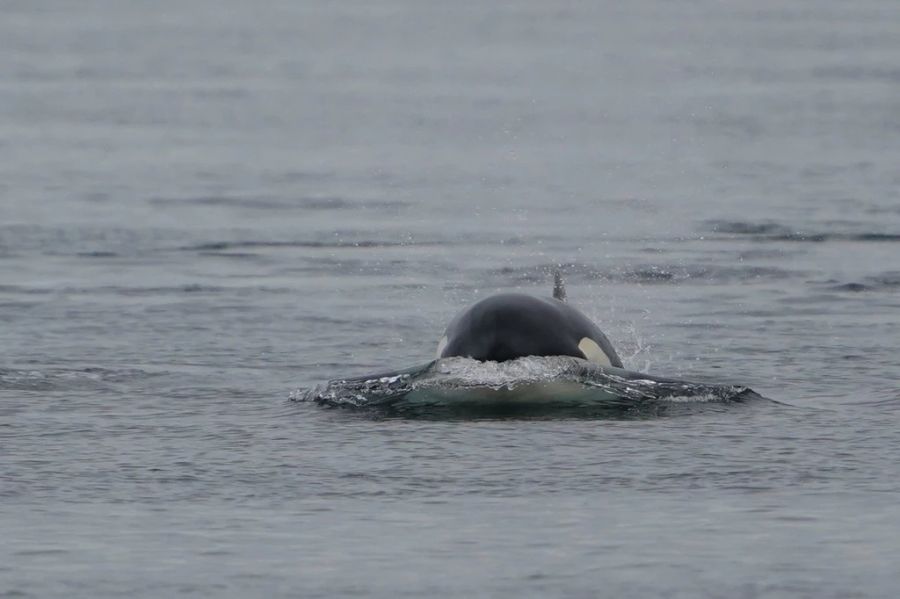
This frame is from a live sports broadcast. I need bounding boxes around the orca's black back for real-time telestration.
[440,293,623,367]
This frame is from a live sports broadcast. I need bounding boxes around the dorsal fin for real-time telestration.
[553,270,566,301]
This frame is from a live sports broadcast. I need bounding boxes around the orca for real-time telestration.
[436,273,623,367]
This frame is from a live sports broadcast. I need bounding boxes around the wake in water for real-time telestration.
[295,357,760,418]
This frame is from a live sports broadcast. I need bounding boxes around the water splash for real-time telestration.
[294,357,759,418]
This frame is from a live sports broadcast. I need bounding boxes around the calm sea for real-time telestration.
[2,1,900,597]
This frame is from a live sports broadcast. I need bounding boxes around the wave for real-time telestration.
[703,220,900,243]
[0,367,155,392]
[491,262,795,285]
[0,284,231,297]
[295,357,761,419]
[181,239,446,252]
[148,195,408,212]
[826,272,900,292]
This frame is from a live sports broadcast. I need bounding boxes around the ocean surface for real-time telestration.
[3,1,900,597]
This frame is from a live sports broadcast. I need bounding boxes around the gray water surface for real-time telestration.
[3,1,900,597]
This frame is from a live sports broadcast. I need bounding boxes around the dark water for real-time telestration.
[3,1,900,596]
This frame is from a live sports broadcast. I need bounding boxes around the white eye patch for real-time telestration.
[435,336,448,358]
[578,337,612,367]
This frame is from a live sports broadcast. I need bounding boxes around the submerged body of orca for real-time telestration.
[436,274,622,367]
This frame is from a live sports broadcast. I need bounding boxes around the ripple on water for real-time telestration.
[0,367,159,392]
[702,220,900,243]
[491,262,799,286]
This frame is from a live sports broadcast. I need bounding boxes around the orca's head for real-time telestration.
[436,275,623,368]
